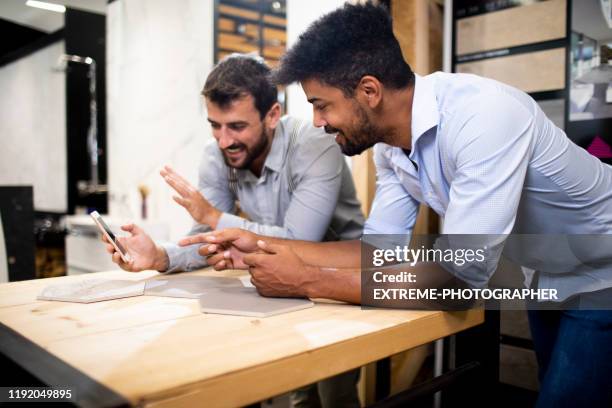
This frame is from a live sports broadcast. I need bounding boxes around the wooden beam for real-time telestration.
[351,150,377,217]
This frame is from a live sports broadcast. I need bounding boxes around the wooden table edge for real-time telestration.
[138,308,484,408]
[0,322,130,408]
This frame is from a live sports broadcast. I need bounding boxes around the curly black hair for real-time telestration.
[270,2,414,96]
[202,54,277,119]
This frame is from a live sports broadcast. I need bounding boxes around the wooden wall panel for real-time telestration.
[455,47,566,93]
[456,0,566,55]
[216,2,286,66]
[392,0,430,74]
[428,1,443,73]
[351,149,377,217]
[218,32,258,54]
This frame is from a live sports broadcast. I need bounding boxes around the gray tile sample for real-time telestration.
[145,276,243,299]
[198,286,314,318]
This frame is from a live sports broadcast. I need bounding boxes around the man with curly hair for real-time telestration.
[187,3,612,407]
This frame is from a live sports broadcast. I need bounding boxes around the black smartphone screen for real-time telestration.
[96,215,128,255]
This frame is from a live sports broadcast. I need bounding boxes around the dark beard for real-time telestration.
[326,104,379,156]
[221,127,269,169]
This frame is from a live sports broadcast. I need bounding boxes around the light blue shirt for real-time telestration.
[364,72,612,300]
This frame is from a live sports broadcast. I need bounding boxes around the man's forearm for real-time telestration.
[154,245,170,271]
[300,261,471,308]
[303,265,362,304]
[202,207,222,230]
[262,238,362,268]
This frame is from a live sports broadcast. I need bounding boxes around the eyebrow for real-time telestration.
[307,97,321,104]
[207,119,249,126]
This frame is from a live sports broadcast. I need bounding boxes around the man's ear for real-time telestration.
[265,102,282,129]
[357,75,382,109]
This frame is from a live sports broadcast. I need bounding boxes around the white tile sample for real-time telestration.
[37,279,145,303]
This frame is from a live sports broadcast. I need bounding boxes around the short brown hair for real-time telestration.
[202,54,278,119]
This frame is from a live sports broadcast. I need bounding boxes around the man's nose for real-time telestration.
[217,129,235,149]
[313,110,327,128]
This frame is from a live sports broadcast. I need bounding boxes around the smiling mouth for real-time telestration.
[324,125,339,134]
[224,145,245,156]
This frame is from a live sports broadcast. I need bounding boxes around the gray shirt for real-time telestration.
[162,115,364,272]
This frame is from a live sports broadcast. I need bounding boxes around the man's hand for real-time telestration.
[244,240,318,298]
[160,165,222,228]
[102,223,169,272]
[178,228,261,270]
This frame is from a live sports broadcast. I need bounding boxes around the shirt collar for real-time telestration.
[410,74,440,153]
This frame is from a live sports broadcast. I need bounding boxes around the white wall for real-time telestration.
[286,0,346,119]
[106,0,214,240]
[0,40,67,213]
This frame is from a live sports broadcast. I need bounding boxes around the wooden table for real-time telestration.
[0,268,484,407]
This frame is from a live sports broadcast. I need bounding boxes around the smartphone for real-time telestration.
[90,211,132,263]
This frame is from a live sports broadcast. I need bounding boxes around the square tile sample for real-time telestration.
[37,279,146,303]
[144,275,244,299]
[199,286,314,318]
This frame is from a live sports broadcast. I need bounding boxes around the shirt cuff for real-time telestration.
[216,212,247,231]
[159,241,208,274]
[363,218,412,235]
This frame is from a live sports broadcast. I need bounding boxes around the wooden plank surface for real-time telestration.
[456,0,566,56]
[219,4,286,27]
[0,268,483,407]
[456,47,566,93]
[392,0,429,75]
[351,149,376,217]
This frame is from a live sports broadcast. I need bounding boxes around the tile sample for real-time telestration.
[199,287,314,318]
[37,279,145,303]
[145,275,243,299]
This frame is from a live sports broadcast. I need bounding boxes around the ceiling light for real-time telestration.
[25,1,66,13]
